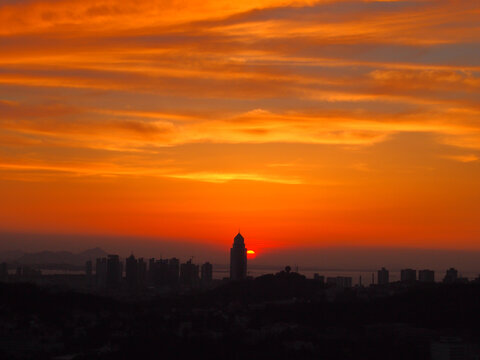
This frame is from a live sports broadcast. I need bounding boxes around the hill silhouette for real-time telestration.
[0,247,107,267]
[2,275,480,359]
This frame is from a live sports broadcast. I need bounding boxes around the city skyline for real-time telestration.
[2,233,480,286]
[4,248,478,289]
[3,232,480,271]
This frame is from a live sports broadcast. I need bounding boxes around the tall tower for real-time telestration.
[106,255,121,289]
[230,232,247,280]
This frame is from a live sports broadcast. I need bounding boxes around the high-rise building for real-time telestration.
[419,269,435,283]
[137,258,147,289]
[401,268,417,283]
[125,254,138,291]
[159,259,169,285]
[148,258,156,284]
[168,258,180,287]
[443,268,458,283]
[180,259,199,287]
[313,273,325,284]
[106,255,122,289]
[377,267,389,285]
[336,276,352,288]
[201,262,213,285]
[149,258,168,286]
[325,276,352,288]
[230,232,247,281]
[326,277,337,285]
[95,257,107,288]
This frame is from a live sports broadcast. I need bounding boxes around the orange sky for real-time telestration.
[1,0,480,257]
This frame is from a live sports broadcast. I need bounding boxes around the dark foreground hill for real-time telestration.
[1,274,480,359]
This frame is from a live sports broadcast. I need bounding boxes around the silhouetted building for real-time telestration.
[230,232,247,280]
[148,258,155,284]
[85,260,93,287]
[126,254,138,291]
[137,257,147,289]
[401,268,416,283]
[152,259,169,286]
[0,262,7,281]
[419,269,435,283]
[313,273,325,284]
[106,255,122,289]
[15,266,41,280]
[168,258,180,287]
[431,337,478,360]
[444,268,458,283]
[326,277,336,285]
[326,276,352,288]
[86,260,93,276]
[201,262,213,285]
[336,276,352,288]
[96,257,107,288]
[147,257,180,288]
[377,267,389,285]
[180,259,199,287]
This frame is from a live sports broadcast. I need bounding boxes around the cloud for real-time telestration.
[0,0,316,35]
[0,160,303,185]
[165,171,303,184]
[442,154,479,163]
[1,0,480,185]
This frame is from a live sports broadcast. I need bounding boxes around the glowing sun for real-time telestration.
[247,249,256,259]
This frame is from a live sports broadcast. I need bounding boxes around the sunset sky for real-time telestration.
[1,0,480,262]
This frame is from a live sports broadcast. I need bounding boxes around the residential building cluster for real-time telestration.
[312,267,475,289]
[85,254,213,291]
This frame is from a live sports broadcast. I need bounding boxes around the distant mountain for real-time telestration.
[0,250,25,262]
[0,248,108,266]
[78,247,107,261]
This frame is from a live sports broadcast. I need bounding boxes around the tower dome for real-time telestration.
[234,232,244,243]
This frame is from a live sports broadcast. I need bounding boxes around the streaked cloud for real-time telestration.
[443,154,479,163]
[165,171,303,184]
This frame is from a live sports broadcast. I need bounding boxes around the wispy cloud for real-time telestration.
[442,154,479,163]
[165,172,303,184]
